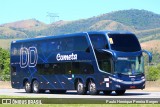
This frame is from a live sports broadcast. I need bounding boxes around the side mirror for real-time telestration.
[142,50,152,63]
[103,49,117,61]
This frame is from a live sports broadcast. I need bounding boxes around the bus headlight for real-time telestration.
[115,84,121,88]
[141,76,145,79]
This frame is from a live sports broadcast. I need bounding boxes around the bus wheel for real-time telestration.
[88,81,98,95]
[77,81,86,95]
[24,81,32,93]
[32,80,40,93]
[103,91,112,95]
[115,90,126,95]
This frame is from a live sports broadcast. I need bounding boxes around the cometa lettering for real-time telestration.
[56,53,77,61]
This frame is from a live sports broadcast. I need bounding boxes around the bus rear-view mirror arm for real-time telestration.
[102,49,117,61]
[142,50,152,63]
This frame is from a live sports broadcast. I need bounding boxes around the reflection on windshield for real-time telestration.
[115,56,144,75]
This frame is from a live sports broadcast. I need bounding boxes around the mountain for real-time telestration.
[0,26,27,38]
[141,40,160,52]
[89,20,135,31]
[0,19,47,38]
[96,9,160,30]
[39,9,160,37]
[0,9,159,40]
[39,19,136,36]
[2,19,47,31]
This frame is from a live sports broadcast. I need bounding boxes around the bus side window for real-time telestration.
[100,60,111,73]
[65,38,74,51]
[71,62,94,74]
[53,64,59,74]
[11,44,20,56]
[58,40,66,52]
[11,48,17,55]
[64,62,71,74]
[57,41,61,51]
[74,36,89,52]
[11,66,16,75]
[48,40,59,52]
[80,62,94,74]
[96,51,112,73]
[72,62,80,74]
[89,34,109,49]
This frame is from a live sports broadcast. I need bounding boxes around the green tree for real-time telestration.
[0,47,10,81]
[146,66,160,81]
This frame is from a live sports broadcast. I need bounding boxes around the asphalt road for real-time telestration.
[0,89,160,98]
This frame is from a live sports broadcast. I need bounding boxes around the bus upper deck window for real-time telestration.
[89,34,109,50]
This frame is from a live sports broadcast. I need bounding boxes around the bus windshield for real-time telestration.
[115,56,144,75]
[108,34,141,52]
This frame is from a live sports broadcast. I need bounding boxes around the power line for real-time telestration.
[47,12,59,23]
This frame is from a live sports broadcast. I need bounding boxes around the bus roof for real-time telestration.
[87,30,133,35]
[11,30,133,44]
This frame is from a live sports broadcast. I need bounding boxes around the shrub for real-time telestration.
[146,66,160,81]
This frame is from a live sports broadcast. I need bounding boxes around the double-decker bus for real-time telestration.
[10,31,152,95]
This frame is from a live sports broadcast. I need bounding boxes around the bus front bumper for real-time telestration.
[109,77,145,90]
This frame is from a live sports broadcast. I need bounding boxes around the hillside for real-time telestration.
[141,40,160,63]
[0,19,47,38]
[0,26,27,38]
[39,9,160,38]
[39,19,136,36]
[2,19,47,31]
[141,40,160,52]
[0,9,159,39]
[97,9,160,30]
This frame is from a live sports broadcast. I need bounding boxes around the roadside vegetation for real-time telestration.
[0,48,10,81]
[145,64,160,81]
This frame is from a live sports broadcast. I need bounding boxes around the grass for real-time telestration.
[0,95,27,98]
[0,39,12,49]
[0,38,22,50]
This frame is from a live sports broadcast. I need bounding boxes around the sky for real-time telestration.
[0,0,159,24]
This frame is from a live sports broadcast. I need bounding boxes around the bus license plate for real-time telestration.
[130,86,136,89]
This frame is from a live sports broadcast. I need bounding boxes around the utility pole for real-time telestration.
[47,12,59,24]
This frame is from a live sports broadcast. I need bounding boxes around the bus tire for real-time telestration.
[24,81,32,93]
[88,81,98,95]
[115,90,126,95]
[32,80,40,93]
[77,81,86,95]
[103,90,112,95]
